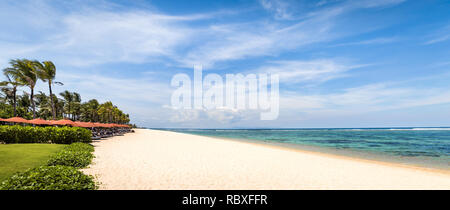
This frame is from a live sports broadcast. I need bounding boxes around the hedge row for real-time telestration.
[47,143,94,168]
[0,125,91,144]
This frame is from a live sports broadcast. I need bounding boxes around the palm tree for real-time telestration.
[54,96,65,119]
[2,66,25,117]
[7,59,38,118]
[72,92,81,120]
[59,90,73,119]
[35,61,63,120]
[17,91,32,118]
[81,99,99,122]
[35,91,52,119]
[98,101,114,123]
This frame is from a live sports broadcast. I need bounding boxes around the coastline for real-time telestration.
[84,129,450,190]
[211,135,450,175]
[195,134,450,174]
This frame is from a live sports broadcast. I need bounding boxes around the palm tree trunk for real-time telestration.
[30,87,35,119]
[13,87,17,117]
[49,81,56,120]
[68,104,71,120]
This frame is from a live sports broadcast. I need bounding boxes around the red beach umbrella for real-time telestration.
[4,117,30,124]
[28,118,51,125]
[93,123,108,128]
[51,119,75,126]
[83,122,96,128]
[104,124,114,128]
[73,121,91,128]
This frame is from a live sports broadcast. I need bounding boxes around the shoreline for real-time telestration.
[84,129,450,190]
[211,135,450,176]
[184,133,450,174]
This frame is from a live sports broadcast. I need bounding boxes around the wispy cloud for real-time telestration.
[0,0,408,69]
[333,37,398,47]
[254,59,364,84]
[424,35,450,45]
[259,0,293,20]
[1,0,449,128]
[281,81,450,115]
[53,11,196,66]
[424,24,450,45]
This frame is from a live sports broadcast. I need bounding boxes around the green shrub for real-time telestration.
[65,142,95,153]
[47,143,94,168]
[0,126,17,144]
[0,125,91,144]
[0,165,97,190]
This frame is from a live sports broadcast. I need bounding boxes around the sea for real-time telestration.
[160,128,450,170]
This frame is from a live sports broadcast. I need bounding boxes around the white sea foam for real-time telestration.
[389,128,450,131]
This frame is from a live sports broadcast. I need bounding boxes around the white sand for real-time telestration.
[83,129,450,190]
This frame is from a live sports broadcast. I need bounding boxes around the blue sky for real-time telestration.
[1,0,450,128]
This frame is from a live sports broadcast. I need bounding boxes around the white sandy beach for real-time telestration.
[83,129,450,190]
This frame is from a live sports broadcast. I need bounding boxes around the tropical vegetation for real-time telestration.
[0,125,91,144]
[0,59,130,124]
[0,165,97,190]
[47,143,94,168]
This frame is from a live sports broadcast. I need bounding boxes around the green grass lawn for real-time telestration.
[0,144,64,181]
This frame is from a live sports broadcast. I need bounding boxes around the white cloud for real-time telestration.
[423,24,450,45]
[255,59,363,84]
[350,0,406,9]
[4,0,449,128]
[48,11,198,66]
[425,34,450,45]
[280,82,450,115]
[333,37,398,47]
[0,0,408,69]
[259,0,292,20]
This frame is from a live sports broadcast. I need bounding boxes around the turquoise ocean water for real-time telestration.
[163,128,450,170]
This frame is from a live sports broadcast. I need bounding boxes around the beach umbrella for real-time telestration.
[104,123,114,128]
[73,121,98,128]
[28,118,51,125]
[73,121,91,128]
[84,122,96,128]
[3,117,30,124]
[93,123,109,128]
[51,119,75,126]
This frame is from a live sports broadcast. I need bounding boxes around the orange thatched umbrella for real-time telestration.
[104,123,114,128]
[28,118,51,125]
[110,123,118,127]
[73,121,89,128]
[83,122,96,128]
[93,123,107,128]
[74,121,98,128]
[4,117,30,124]
[51,119,75,126]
